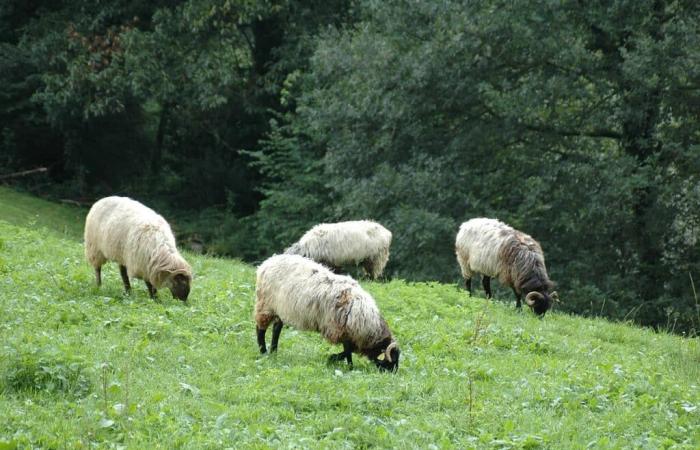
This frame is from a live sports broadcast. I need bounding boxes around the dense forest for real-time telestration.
[2,0,699,332]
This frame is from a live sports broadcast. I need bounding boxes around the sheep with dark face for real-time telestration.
[285,220,392,279]
[84,196,192,301]
[255,254,400,372]
[455,218,558,316]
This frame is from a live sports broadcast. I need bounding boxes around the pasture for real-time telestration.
[0,189,698,448]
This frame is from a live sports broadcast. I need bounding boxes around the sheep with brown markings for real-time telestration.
[455,218,558,316]
[255,254,400,371]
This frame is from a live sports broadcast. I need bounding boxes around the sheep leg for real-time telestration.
[119,265,131,293]
[256,313,276,354]
[342,341,353,367]
[145,281,157,299]
[362,259,374,280]
[328,352,345,362]
[465,277,472,295]
[329,341,354,367]
[482,276,492,299]
[513,288,522,309]
[257,327,268,354]
[270,320,283,352]
[94,266,102,287]
[324,263,342,275]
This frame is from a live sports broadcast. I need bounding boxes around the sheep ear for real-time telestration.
[551,291,560,303]
[152,270,169,287]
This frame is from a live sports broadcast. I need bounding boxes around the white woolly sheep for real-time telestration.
[455,218,558,316]
[255,254,400,371]
[84,196,192,301]
[285,220,392,279]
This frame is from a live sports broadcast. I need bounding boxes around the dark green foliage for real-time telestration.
[0,43,63,178]
[1,0,352,208]
[246,116,332,257]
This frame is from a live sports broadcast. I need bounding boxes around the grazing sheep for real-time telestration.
[84,196,192,301]
[455,218,558,316]
[255,254,400,372]
[285,220,392,279]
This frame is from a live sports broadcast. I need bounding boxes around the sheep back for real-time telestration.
[285,220,392,276]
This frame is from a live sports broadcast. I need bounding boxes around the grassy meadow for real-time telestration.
[0,188,699,449]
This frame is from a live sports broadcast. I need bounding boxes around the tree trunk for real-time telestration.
[619,0,667,307]
[152,104,169,174]
[584,0,668,308]
[251,17,283,111]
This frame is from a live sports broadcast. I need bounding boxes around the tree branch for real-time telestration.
[237,24,255,56]
[481,99,622,140]
[0,167,47,180]
[523,123,622,140]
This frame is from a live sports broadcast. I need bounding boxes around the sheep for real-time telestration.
[254,254,400,372]
[84,196,192,301]
[285,220,392,279]
[455,218,558,316]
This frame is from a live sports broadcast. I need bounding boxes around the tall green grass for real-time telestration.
[0,189,698,448]
[0,186,85,239]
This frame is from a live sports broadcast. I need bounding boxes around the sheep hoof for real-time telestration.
[328,352,345,363]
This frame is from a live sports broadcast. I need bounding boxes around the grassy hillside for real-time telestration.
[0,189,699,449]
[0,186,85,239]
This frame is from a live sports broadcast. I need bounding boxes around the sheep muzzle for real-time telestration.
[525,291,552,316]
[169,273,191,301]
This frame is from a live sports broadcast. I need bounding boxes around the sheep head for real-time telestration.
[373,341,400,373]
[284,242,304,256]
[166,270,191,302]
[524,291,556,316]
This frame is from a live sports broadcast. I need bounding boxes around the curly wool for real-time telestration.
[285,220,392,279]
[84,196,191,288]
[255,254,391,351]
[455,218,552,294]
